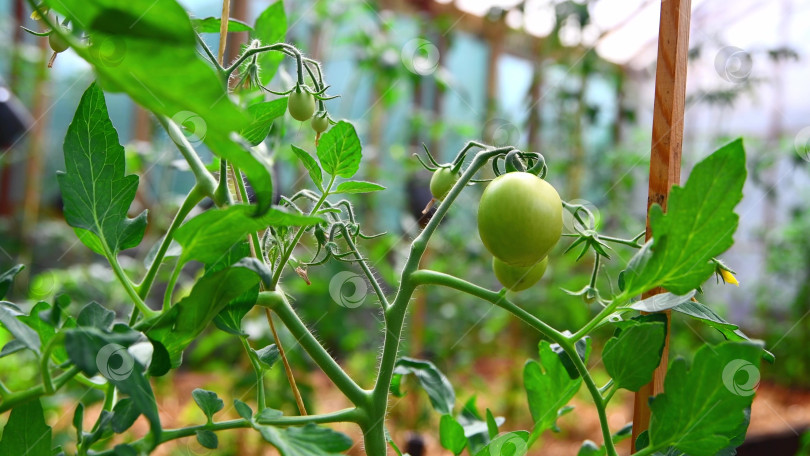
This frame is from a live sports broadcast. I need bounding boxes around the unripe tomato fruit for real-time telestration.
[429,167,458,201]
[493,256,548,291]
[311,112,329,133]
[288,88,316,121]
[48,28,69,53]
[477,172,562,267]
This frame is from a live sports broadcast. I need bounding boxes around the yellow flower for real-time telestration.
[719,268,739,286]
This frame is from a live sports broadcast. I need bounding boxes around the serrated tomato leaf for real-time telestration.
[649,342,761,455]
[0,399,52,456]
[623,139,746,296]
[242,98,288,146]
[316,121,362,178]
[57,83,147,256]
[291,145,323,190]
[524,341,582,434]
[603,321,666,391]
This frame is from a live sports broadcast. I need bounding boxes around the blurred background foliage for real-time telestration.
[0,0,809,453]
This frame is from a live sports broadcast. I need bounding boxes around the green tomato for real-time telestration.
[311,112,329,133]
[288,88,316,121]
[429,167,459,200]
[48,28,69,53]
[477,172,562,267]
[493,256,548,292]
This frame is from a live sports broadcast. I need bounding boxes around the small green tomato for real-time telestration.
[429,167,459,201]
[48,27,69,53]
[311,112,329,133]
[288,87,316,121]
[493,256,548,292]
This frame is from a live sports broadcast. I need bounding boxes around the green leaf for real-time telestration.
[76,301,115,330]
[255,408,284,423]
[649,341,761,455]
[474,431,529,456]
[629,291,696,312]
[0,340,25,358]
[290,145,323,190]
[257,423,352,456]
[57,83,147,256]
[0,301,41,354]
[0,399,52,456]
[624,139,746,296]
[332,181,386,194]
[192,389,224,422]
[551,334,591,380]
[234,399,253,421]
[392,357,455,415]
[212,242,259,336]
[603,321,666,391]
[255,344,280,369]
[0,264,23,299]
[73,403,84,444]
[440,414,467,455]
[577,440,606,456]
[457,396,494,454]
[242,98,288,146]
[175,205,322,265]
[111,398,139,433]
[146,260,263,367]
[524,341,582,434]
[485,409,499,440]
[192,17,253,33]
[316,121,362,178]
[673,300,775,363]
[63,324,161,441]
[253,1,287,84]
[196,430,218,449]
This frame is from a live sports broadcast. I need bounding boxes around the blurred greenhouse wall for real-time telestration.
[1,0,808,390]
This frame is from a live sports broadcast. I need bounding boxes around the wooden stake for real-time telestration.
[631,0,692,450]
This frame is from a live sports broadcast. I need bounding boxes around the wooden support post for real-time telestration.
[631,0,692,450]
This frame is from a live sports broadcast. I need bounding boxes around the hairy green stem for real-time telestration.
[225,43,299,79]
[270,176,335,288]
[39,333,63,394]
[259,291,369,406]
[156,115,218,197]
[564,337,618,456]
[136,186,204,301]
[163,260,183,309]
[571,293,628,341]
[365,148,512,454]
[240,336,266,409]
[108,252,156,318]
[338,224,389,308]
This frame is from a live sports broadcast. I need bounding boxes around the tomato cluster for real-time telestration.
[477,171,562,291]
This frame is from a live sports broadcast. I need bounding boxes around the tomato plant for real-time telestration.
[0,1,772,456]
